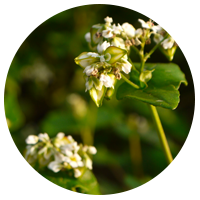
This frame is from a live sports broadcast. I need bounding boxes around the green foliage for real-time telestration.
[41,169,101,194]
[117,63,188,109]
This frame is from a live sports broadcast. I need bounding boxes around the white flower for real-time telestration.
[97,41,110,54]
[120,57,132,74]
[83,65,95,76]
[74,169,82,178]
[48,160,63,173]
[48,153,67,173]
[61,142,80,155]
[38,133,50,143]
[53,133,74,148]
[25,145,38,159]
[138,19,152,29]
[65,152,84,168]
[135,28,143,37]
[151,25,162,33]
[102,28,114,38]
[38,144,54,159]
[85,76,103,92]
[112,23,123,35]
[82,145,88,152]
[153,33,164,44]
[138,19,161,33]
[111,37,126,49]
[99,74,114,88]
[161,37,175,49]
[104,16,113,25]
[85,32,91,42]
[88,146,97,154]
[85,155,93,170]
[122,22,135,38]
[25,135,38,145]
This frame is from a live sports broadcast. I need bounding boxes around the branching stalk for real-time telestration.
[144,34,169,62]
[120,73,140,89]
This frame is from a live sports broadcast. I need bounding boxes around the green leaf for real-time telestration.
[41,169,101,194]
[116,63,187,110]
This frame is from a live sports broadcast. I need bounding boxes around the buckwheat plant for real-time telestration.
[25,132,97,178]
[75,17,187,164]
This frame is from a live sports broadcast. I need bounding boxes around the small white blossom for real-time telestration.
[97,41,110,54]
[135,28,143,37]
[122,22,135,38]
[74,169,82,178]
[85,156,93,170]
[25,145,38,159]
[113,23,123,35]
[25,135,39,145]
[61,142,80,154]
[102,28,114,38]
[153,33,164,44]
[111,37,126,49]
[85,77,103,92]
[38,144,54,159]
[151,25,162,33]
[85,32,91,42]
[99,74,114,88]
[48,160,63,173]
[56,132,65,139]
[138,19,161,33]
[65,152,84,168]
[83,65,95,76]
[104,16,113,25]
[121,58,132,74]
[161,37,175,49]
[88,146,97,154]
[38,133,50,143]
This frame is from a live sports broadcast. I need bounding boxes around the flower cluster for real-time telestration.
[75,17,176,106]
[24,132,97,178]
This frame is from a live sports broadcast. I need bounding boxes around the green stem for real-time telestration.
[144,34,168,61]
[120,73,140,89]
[149,105,173,164]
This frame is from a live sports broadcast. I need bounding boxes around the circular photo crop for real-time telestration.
[4,4,195,195]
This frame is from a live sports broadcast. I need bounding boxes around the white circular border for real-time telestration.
[0,1,200,198]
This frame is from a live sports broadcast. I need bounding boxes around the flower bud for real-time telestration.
[25,135,39,144]
[75,52,99,68]
[89,86,106,107]
[104,46,127,64]
[90,24,104,47]
[122,22,136,38]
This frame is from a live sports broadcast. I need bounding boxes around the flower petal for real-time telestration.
[74,169,82,178]
[25,135,39,144]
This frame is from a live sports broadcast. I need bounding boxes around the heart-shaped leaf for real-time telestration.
[116,63,187,110]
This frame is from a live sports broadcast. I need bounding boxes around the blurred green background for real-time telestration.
[4,4,194,194]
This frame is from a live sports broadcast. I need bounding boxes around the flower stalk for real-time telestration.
[149,105,173,164]
[120,73,140,89]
